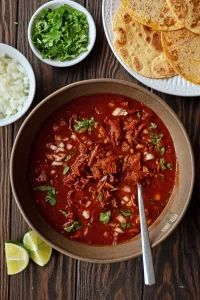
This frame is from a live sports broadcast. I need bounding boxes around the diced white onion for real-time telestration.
[112,107,128,116]
[144,153,155,161]
[50,144,57,151]
[52,161,63,166]
[123,195,129,202]
[82,210,90,219]
[66,144,72,150]
[114,227,124,233]
[71,133,77,140]
[116,215,126,223]
[59,142,65,148]
[123,185,131,193]
[0,55,29,119]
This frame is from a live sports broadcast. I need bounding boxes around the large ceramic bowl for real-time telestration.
[10,79,194,263]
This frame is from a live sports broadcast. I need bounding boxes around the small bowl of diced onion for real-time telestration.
[0,43,36,126]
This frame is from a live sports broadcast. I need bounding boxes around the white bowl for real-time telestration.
[28,0,96,67]
[0,43,36,127]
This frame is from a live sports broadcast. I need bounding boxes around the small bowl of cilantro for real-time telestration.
[28,0,96,67]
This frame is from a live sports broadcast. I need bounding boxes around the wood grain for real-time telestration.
[1,1,200,300]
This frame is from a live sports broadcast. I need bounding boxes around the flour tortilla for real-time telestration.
[112,6,176,78]
[120,0,183,31]
[167,0,200,34]
[162,28,200,84]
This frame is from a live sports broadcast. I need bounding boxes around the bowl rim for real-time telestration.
[10,79,195,263]
[0,43,36,127]
[27,0,96,67]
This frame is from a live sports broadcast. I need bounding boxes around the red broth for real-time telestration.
[30,94,176,245]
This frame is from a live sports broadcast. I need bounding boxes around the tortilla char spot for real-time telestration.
[119,48,129,59]
[146,37,151,43]
[142,25,153,33]
[132,56,143,71]
[115,27,127,46]
[164,17,176,26]
[122,12,132,24]
[171,49,179,61]
[151,32,163,52]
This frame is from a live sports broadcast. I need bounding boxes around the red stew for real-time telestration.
[30,94,176,245]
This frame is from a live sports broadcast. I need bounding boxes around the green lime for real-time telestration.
[5,242,29,275]
[23,231,52,267]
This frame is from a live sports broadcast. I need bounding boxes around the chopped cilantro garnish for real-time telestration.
[34,185,56,206]
[160,159,173,171]
[160,158,166,171]
[63,165,70,175]
[136,111,141,119]
[150,133,166,155]
[151,133,163,147]
[166,162,173,170]
[64,221,81,233]
[149,122,157,130]
[74,117,95,132]
[120,209,132,217]
[32,4,89,61]
[120,223,132,230]
[99,211,111,224]
[59,210,68,217]
[65,155,71,161]
[159,146,166,155]
[97,192,104,201]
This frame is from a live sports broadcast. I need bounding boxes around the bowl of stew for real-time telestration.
[10,79,194,263]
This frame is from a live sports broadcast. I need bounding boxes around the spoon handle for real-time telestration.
[137,183,156,286]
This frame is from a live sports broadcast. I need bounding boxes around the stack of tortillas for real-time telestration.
[112,0,200,85]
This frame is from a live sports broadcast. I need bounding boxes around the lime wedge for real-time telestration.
[5,242,29,275]
[23,231,52,267]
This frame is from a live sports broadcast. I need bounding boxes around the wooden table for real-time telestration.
[1,1,200,299]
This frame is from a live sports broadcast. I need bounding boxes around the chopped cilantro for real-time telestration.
[74,117,95,132]
[64,221,81,233]
[159,146,166,155]
[63,165,70,175]
[97,192,104,201]
[151,133,163,147]
[34,185,56,206]
[59,210,68,217]
[99,211,111,224]
[32,4,89,61]
[65,155,71,161]
[166,162,173,170]
[150,133,166,155]
[120,209,132,217]
[160,159,173,171]
[120,223,132,230]
[160,158,166,171]
[149,122,157,130]
[136,111,141,119]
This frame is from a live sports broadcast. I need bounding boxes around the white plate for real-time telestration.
[102,0,200,97]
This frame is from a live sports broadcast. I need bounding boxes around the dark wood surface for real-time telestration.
[1,1,200,299]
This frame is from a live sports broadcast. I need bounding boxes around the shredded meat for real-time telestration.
[123,153,143,183]
[88,145,99,167]
[92,155,119,175]
[68,114,77,130]
[36,171,47,182]
[71,154,88,176]
[123,153,141,172]
[108,119,121,145]
[79,142,87,154]
[122,141,131,152]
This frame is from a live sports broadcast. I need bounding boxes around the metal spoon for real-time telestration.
[137,183,156,285]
